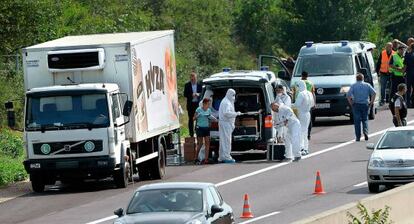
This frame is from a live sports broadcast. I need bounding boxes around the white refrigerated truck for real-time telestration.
[21,31,180,192]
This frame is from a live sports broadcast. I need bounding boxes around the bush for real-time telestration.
[347,203,392,224]
[0,128,27,186]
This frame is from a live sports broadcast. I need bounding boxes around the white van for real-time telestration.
[291,41,379,122]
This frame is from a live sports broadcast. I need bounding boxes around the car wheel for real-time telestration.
[368,182,380,193]
[31,174,45,193]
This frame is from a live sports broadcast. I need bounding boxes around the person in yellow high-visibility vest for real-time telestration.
[389,46,406,97]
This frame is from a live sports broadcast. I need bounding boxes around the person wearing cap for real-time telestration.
[376,42,394,105]
[389,45,406,98]
[392,39,407,51]
[404,43,414,108]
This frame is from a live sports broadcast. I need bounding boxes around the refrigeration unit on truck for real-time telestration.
[20,31,181,192]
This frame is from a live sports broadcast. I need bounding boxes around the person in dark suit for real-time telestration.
[184,72,202,137]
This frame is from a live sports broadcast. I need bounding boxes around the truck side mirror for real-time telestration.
[278,70,290,81]
[5,101,15,128]
[122,100,133,117]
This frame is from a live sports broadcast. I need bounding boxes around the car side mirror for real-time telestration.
[210,204,223,217]
[366,143,375,150]
[114,208,124,217]
[277,70,290,81]
[122,100,133,117]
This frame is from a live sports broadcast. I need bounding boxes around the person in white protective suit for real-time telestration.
[271,102,302,161]
[218,89,242,163]
[293,80,314,156]
[274,85,292,143]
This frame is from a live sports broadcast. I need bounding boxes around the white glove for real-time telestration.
[236,111,243,116]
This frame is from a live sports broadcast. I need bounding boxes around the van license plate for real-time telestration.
[316,103,330,109]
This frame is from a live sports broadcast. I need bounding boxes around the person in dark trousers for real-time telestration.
[347,73,376,142]
[391,83,408,127]
[184,72,202,137]
[404,43,414,108]
[389,46,406,98]
[375,42,394,105]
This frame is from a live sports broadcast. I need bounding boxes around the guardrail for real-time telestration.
[293,182,414,224]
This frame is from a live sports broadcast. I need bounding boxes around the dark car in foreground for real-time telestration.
[113,182,234,224]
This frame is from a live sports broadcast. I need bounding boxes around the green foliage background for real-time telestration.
[0,0,413,185]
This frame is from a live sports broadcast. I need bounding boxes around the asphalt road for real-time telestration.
[1,108,413,224]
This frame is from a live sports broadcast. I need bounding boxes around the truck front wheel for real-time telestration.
[114,162,130,188]
[31,174,45,193]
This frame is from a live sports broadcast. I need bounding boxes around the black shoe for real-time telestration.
[307,135,311,140]
[364,134,369,141]
[356,138,360,142]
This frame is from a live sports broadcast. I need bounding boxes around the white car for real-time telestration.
[366,126,414,193]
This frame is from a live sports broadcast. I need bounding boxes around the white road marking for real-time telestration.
[354,181,368,187]
[85,215,118,224]
[86,119,414,224]
[239,211,281,224]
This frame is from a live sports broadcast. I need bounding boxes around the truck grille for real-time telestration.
[385,160,414,168]
[33,140,103,155]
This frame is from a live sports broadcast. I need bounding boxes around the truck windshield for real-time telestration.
[294,55,354,77]
[25,92,110,131]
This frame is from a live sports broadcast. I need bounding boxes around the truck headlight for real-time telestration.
[340,86,350,94]
[369,157,385,167]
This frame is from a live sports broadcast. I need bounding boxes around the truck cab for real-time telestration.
[291,41,379,122]
[24,83,132,191]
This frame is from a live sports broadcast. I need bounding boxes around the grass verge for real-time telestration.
[0,128,27,187]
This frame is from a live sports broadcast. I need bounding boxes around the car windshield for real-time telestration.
[294,55,354,77]
[377,130,414,149]
[25,92,110,131]
[127,189,203,214]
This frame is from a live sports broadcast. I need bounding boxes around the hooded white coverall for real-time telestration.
[293,80,314,153]
[274,104,301,159]
[275,87,292,141]
[218,89,240,162]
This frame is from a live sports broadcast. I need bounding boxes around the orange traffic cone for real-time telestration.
[240,193,254,218]
[313,171,326,195]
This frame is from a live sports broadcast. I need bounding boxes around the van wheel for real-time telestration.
[150,143,166,180]
[31,174,45,193]
[368,183,380,193]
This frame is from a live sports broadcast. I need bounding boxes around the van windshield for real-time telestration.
[294,55,354,77]
[25,91,110,131]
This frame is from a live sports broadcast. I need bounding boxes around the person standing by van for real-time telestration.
[389,46,406,98]
[293,81,314,155]
[376,42,394,105]
[347,73,377,141]
[404,43,414,108]
[300,71,315,140]
[194,98,216,164]
[184,72,202,137]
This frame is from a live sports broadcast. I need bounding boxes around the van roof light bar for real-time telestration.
[305,41,314,48]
